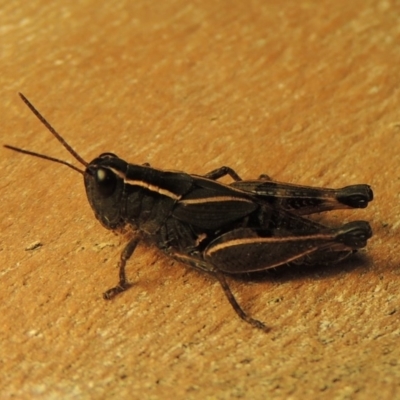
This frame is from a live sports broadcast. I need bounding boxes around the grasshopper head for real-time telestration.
[84,153,127,230]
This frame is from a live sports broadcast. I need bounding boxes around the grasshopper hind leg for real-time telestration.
[165,250,269,332]
[214,270,270,332]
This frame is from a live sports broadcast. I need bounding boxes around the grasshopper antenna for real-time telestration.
[4,93,88,175]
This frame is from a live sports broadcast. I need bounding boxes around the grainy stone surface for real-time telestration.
[1,1,400,399]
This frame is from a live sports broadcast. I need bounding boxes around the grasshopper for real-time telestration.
[5,94,373,331]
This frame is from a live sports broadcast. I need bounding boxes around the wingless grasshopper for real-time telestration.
[5,94,373,332]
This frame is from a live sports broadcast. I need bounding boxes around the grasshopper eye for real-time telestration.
[95,168,117,197]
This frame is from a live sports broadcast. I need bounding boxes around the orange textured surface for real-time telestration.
[1,1,400,399]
